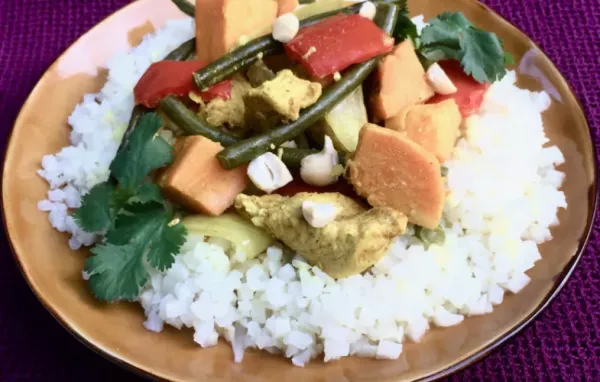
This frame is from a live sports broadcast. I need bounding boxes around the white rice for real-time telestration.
[37,18,567,366]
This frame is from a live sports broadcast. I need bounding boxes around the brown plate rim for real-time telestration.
[2,0,598,381]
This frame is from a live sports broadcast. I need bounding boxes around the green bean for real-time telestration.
[159,96,240,146]
[170,0,195,18]
[293,132,310,149]
[217,2,400,169]
[164,38,196,61]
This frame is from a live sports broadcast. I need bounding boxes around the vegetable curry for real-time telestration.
[75,0,512,302]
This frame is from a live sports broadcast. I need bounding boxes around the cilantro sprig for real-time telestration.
[418,12,511,83]
[73,112,186,302]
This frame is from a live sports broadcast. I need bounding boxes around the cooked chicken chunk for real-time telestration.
[244,69,322,131]
[200,74,252,129]
[235,192,407,278]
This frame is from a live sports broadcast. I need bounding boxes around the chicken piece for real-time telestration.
[347,124,444,229]
[386,99,462,162]
[199,74,252,129]
[369,40,435,121]
[235,192,407,278]
[244,69,322,131]
[158,136,249,216]
[246,59,276,87]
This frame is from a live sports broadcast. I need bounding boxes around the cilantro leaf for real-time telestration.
[134,183,164,204]
[86,202,186,301]
[393,11,419,45]
[85,243,148,301]
[72,183,133,233]
[418,11,508,83]
[107,202,186,271]
[110,113,173,189]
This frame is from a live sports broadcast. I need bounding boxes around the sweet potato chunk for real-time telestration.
[277,0,299,15]
[195,0,278,62]
[386,99,462,162]
[159,136,249,216]
[369,40,435,121]
[348,124,444,229]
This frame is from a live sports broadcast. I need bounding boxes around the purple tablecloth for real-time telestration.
[0,0,598,381]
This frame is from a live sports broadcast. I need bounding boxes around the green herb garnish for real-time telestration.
[74,112,186,302]
[418,11,509,83]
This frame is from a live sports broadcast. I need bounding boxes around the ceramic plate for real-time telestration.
[2,0,597,380]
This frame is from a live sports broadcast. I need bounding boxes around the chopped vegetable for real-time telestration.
[348,124,445,229]
[294,0,343,21]
[194,0,278,62]
[192,2,365,90]
[426,60,489,118]
[134,60,232,108]
[386,99,462,162]
[73,113,186,301]
[277,0,300,16]
[369,39,435,120]
[171,0,195,17]
[164,38,196,60]
[310,84,368,152]
[158,136,250,216]
[159,96,240,146]
[418,11,509,83]
[183,213,275,261]
[284,14,395,78]
[216,2,400,169]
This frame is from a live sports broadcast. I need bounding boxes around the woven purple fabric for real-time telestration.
[0,0,598,381]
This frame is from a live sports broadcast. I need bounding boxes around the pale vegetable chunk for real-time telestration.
[182,213,274,261]
[369,40,435,120]
[195,0,278,62]
[386,99,462,162]
[158,136,249,216]
[348,124,445,229]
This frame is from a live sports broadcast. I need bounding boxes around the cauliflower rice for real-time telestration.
[37,18,567,366]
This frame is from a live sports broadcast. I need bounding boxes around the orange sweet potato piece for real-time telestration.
[348,124,444,229]
[159,136,250,216]
[277,0,299,15]
[369,40,435,121]
[386,99,462,163]
[195,0,278,62]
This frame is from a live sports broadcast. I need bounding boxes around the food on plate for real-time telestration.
[158,136,249,216]
[310,84,368,152]
[235,193,407,278]
[244,69,322,130]
[348,124,445,229]
[194,0,278,62]
[369,40,435,121]
[36,0,567,369]
[386,99,462,162]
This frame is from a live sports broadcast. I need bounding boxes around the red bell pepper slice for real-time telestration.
[427,60,489,118]
[134,60,232,108]
[284,14,395,79]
